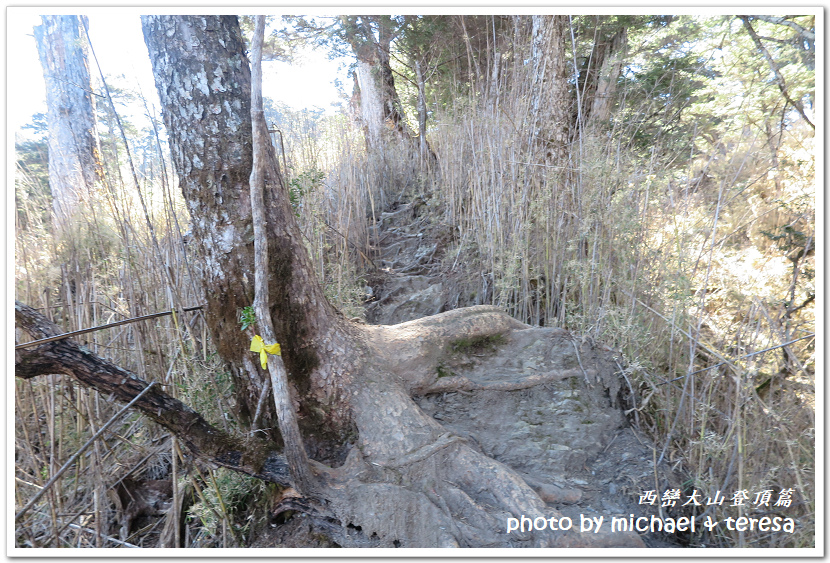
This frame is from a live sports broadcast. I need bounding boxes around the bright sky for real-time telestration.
[8,10,352,136]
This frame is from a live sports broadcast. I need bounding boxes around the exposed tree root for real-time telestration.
[303,307,645,547]
[420,367,594,394]
[365,305,529,392]
[16,302,644,547]
[313,370,643,546]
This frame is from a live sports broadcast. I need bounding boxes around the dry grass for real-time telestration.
[407,24,815,547]
[14,103,220,546]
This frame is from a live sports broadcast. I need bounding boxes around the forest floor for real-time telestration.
[249,193,690,549]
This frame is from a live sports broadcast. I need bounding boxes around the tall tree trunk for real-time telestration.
[587,27,627,128]
[343,16,415,151]
[528,15,570,167]
[34,15,104,228]
[141,15,358,461]
[376,15,411,139]
[355,56,385,151]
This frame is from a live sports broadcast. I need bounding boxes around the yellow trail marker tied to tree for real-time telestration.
[250,335,281,369]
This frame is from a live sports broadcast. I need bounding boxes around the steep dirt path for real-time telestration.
[363,196,450,325]
[361,194,686,548]
[251,194,687,548]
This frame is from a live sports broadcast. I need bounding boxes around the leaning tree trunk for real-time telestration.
[139,15,643,548]
[141,15,358,461]
[34,15,105,228]
[249,15,315,494]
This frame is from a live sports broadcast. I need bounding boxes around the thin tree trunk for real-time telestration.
[249,15,315,494]
[529,15,570,166]
[588,27,627,127]
[414,58,437,163]
[415,59,427,157]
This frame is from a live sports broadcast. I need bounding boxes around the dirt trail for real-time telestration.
[363,196,449,325]
[245,194,690,548]
[360,194,687,548]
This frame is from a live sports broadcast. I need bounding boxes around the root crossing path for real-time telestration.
[259,194,685,548]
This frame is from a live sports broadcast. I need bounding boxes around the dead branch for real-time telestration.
[738,16,814,130]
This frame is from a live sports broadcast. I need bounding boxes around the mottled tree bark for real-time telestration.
[528,15,570,167]
[141,15,359,461]
[34,15,105,226]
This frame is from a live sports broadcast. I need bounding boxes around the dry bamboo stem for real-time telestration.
[15,382,155,522]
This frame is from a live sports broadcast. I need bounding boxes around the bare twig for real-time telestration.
[657,333,815,386]
[16,306,203,350]
[749,15,815,43]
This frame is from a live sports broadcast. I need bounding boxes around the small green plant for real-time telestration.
[239,306,256,331]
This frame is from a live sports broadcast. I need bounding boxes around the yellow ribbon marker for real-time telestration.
[250,335,281,369]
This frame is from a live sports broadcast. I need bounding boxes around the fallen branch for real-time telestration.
[14,301,291,488]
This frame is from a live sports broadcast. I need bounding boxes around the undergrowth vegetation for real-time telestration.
[14,14,814,548]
